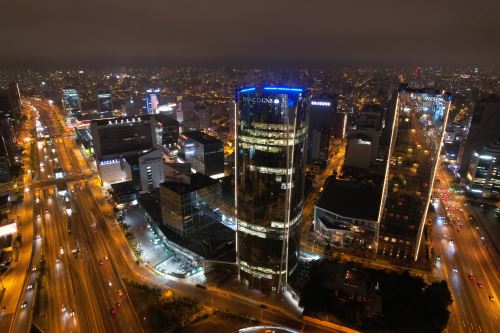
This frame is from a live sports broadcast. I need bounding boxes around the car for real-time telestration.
[61,304,66,313]
[99,259,104,265]
[489,295,495,302]
[69,309,75,317]
[20,301,27,309]
[32,266,37,271]
[443,234,448,238]
[27,284,33,290]
[56,258,61,264]
[436,256,441,261]
[452,267,458,272]
[35,234,41,240]
[110,308,117,316]
[477,282,484,288]
[117,289,123,297]
[108,281,113,287]
[449,239,454,246]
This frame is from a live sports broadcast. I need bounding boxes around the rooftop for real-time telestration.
[91,114,153,125]
[180,130,222,145]
[160,172,218,194]
[316,175,383,222]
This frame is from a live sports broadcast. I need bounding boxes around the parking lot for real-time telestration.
[122,205,202,277]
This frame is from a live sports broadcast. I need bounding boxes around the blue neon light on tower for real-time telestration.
[234,85,309,294]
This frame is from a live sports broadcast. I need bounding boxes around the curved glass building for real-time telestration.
[235,86,309,294]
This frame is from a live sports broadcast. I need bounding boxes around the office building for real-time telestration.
[0,135,12,183]
[314,175,383,254]
[98,149,163,192]
[125,149,164,193]
[144,88,161,114]
[178,131,224,178]
[344,104,385,171]
[466,140,500,198]
[160,173,220,237]
[235,86,309,294]
[459,95,500,177]
[62,88,82,118]
[97,89,113,118]
[198,109,211,129]
[307,94,337,163]
[443,124,468,165]
[90,115,156,160]
[154,113,180,156]
[97,158,132,187]
[379,86,451,261]
[0,83,22,171]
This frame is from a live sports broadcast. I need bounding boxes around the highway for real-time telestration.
[12,98,343,333]
[6,99,144,333]
[432,166,499,333]
[0,101,39,333]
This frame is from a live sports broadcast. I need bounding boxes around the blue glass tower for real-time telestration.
[235,86,309,293]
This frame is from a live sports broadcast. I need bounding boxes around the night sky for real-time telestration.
[1,0,499,66]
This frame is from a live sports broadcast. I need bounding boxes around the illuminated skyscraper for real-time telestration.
[97,89,113,118]
[235,86,309,294]
[62,88,82,120]
[307,94,337,164]
[144,88,161,114]
[379,86,451,261]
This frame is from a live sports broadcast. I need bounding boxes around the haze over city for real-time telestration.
[0,1,498,333]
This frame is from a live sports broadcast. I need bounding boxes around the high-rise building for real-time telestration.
[344,104,385,171]
[178,131,224,178]
[307,95,337,164]
[459,95,500,178]
[62,88,82,122]
[90,115,156,160]
[0,83,22,171]
[380,86,451,261]
[235,86,309,294]
[154,113,180,156]
[465,140,500,198]
[144,88,161,114]
[97,89,113,118]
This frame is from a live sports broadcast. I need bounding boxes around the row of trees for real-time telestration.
[299,260,453,332]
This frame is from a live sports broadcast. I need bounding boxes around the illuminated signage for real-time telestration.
[99,159,120,166]
[357,139,371,145]
[241,96,280,104]
[311,101,331,107]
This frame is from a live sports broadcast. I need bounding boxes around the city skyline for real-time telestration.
[0,1,499,332]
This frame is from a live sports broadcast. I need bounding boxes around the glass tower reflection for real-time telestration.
[235,86,309,294]
[380,87,451,261]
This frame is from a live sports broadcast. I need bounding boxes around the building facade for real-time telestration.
[62,88,82,120]
[466,141,500,198]
[90,115,156,160]
[235,86,309,294]
[144,88,161,114]
[379,86,451,261]
[97,89,113,118]
[178,131,224,178]
[307,95,337,163]
[459,95,500,178]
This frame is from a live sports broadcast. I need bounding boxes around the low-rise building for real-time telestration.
[314,175,383,255]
